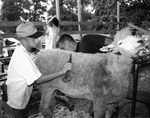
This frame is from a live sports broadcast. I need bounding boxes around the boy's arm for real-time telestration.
[35,62,72,84]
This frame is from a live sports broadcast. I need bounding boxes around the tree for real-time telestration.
[0,0,47,33]
[122,0,150,28]
[1,0,22,21]
[92,0,120,30]
[48,0,93,31]
[1,0,150,32]
[92,0,150,29]
[1,0,47,21]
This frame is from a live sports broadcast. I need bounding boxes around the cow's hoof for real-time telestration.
[41,108,53,118]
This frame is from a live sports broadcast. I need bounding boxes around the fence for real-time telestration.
[0,21,127,39]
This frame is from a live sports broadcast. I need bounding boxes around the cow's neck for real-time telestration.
[108,53,133,76]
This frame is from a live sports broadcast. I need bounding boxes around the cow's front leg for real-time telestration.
[93,98,107,118]
[105,103,119,118]
[40,89,55,118]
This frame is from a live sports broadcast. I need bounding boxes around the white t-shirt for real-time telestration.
[6,45,42,109]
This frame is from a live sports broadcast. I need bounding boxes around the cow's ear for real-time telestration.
[114,51,122,55]
[99,43,115,52]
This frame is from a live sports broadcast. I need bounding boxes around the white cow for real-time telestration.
[35,34,144,118]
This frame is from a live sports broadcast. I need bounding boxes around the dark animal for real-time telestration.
[76,34,113,53]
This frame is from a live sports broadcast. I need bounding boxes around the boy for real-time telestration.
[6,21,72,118]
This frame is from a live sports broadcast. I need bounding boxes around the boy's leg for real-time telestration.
[0,41,3,58]
[12,108,28,118]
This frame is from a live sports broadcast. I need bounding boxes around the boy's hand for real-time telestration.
[63,63,72,73]
[47,16,59,28]
[62,62,72,82]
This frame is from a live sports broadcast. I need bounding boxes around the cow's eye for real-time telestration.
[138,40,144,44]
[119,42,123,45]
[115,51,122,55]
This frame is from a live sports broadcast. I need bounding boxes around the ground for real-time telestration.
[28,90,93,118]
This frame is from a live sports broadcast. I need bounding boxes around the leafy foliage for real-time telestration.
[48,0,93,31]
[122,0,150,28]
[92,0,118,30]
[1,0,22,21]
[1,0,47,21]
[0,0,150,32]
[0,0,47,32]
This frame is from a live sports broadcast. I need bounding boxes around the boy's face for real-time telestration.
[26,37,42,49]
[58,40,76,52]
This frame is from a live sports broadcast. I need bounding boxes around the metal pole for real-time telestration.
[131,63,139,117]
[78,0,82,40]
[55,0,60,21]
[0,88,1,118]
[117,1,120,30]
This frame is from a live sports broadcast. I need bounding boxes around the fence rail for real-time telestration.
[0,21,127,39]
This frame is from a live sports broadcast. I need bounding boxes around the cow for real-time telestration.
[35,34,144,118]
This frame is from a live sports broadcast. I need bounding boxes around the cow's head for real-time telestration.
[100,35,145,57]
[100,28,145,57]
[100,28,132,52]
[115,35,145,57]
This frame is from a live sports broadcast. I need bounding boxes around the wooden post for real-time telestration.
[55,0,61,37]
[78,0,82,40]
[0,89,1,118]
[117,1,120,30]
[55,0,60,22]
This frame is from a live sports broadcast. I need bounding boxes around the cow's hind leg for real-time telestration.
[40,89,56,118]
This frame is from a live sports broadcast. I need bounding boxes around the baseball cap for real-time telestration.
[16,21,44,38]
